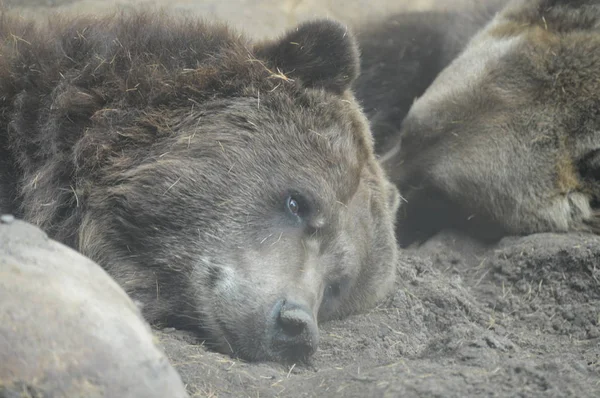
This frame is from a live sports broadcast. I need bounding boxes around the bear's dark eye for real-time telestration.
[326,283,341,299]
[286,196,300,216]
[283,192,313,222]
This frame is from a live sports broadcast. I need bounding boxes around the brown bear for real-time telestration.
[359,0,600,246]
[0,11,400,363]
[0,216,189,398]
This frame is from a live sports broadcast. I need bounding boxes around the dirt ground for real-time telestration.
[157,231,600,397]
[5,1,600,397]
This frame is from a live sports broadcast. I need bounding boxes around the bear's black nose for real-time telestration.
[269,299,319,361]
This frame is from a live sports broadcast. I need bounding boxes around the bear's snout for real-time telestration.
[268,298,319,362]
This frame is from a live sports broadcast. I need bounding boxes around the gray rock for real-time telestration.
[0,219,189,398]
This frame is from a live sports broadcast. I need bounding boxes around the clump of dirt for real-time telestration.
[156,230,600,397]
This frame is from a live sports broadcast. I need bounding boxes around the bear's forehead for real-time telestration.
[168,99,368,201]
[410,8,600,128]
[231,89,369,164]
[407,28,523,125]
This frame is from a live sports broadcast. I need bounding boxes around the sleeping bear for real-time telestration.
[357,0,600,246]
[0,11,400,363]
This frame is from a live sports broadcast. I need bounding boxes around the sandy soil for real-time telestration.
[5,1,600,397]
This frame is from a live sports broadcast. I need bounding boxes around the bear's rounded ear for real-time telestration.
[254,19,360,94]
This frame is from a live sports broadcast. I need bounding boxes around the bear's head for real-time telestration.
[388,0,600,242]
[68,16,400,363]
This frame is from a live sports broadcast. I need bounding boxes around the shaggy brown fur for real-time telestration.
[377,0,600,245]
[0,11,400,362]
